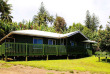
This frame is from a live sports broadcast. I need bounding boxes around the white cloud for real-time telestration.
[8,0,110,28]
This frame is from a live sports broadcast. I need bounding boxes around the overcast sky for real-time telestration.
[8,0,110,28]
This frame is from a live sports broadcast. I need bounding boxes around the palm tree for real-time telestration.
[0,0,12,22]
[1,12,13,22]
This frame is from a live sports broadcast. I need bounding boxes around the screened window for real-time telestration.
[86,43,90,48]
[60,40,64,45]
[33,39,43,44]
[71,42,74,46]
[70,41,74,46]
[33,38,43,49]
[48,40,53,45]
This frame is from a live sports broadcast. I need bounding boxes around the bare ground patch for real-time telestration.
[0,63,92,74]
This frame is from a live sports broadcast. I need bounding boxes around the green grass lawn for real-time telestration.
[0,56,110,73]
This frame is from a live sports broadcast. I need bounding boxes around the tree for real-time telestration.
[98,30,110,51]
[82,27,93,39]
[106,16,110,31]
[33,2,54,26]
[99,25,103,30]
[85,10,99,31]
[1,12,13,22]
[0,0,12,22]
[85,10,91,29]
[91,13,99,31]
[54,16,66,33]
[48,15,54,25]
[68,23,84,33]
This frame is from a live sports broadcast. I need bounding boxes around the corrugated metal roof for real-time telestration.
[0,30,88,42]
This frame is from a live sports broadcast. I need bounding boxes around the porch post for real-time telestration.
[47,55,48,60]
[26,43,28,61]
[66,38,67,45]
[43,44,44,55]
[67,55,69,60]
[5,42,7,61]
[60,38,61,45]
[14,38,15,43]
[26,56,28,61]
[63,38,64,45]
[5,55,7,62]
[2,55,4,61]
[14,38,15,56]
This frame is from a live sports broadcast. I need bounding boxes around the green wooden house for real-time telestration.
[0,30,96,61]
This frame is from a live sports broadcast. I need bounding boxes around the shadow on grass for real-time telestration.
[5,55,91,62]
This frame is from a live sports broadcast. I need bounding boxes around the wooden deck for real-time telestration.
[0,42,92,61]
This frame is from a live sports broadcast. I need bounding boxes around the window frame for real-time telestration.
[86,43,90,48]
[33,38,43,49]
[60,39,64,45]
[48,39,56,45]
[70,41,74,46]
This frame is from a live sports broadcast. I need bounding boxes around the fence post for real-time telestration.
[105,57,107,62]
[5,55,7,61]
[56,45,58,55]
[98,57,100,62]
[26,43,28,61]
[2,54,4,61]
[5,43,7,62]
[43,44,44,55]
[67,55,69,60]
[47,55,48,60]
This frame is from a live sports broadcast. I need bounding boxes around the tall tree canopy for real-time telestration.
[85,10,91,29]
[0,0,12,22]
[33,2,54,26]
[85,10,99,31]
[106,16,110,31]
[54,16,66,33]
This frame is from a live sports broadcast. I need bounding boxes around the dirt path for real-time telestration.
[0,64,90,74]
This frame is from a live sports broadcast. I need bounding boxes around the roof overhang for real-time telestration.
[82,40,97,43]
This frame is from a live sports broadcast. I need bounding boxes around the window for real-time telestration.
[60,39,64,45]
[86,43,90,48]
[33,38,43,49]
[70,41,74,46]
[48,39,56,45]
[33,38,43,44]
[61,42,64,45]
[48,39,53,45]
[71,42,74,46]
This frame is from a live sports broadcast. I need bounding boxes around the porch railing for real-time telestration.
[0,42,92,57]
